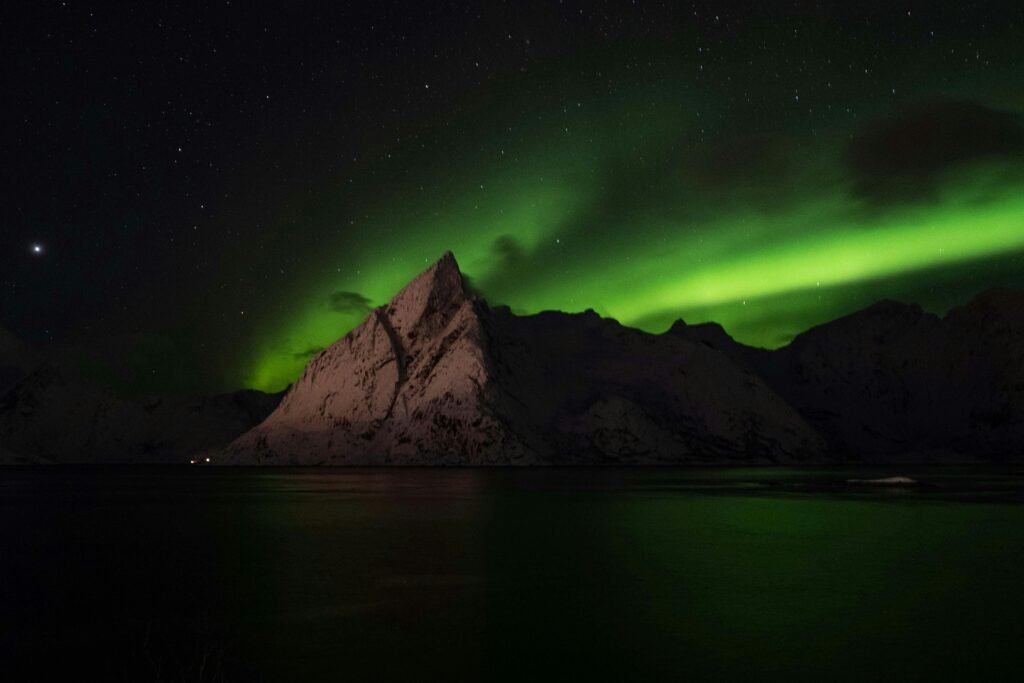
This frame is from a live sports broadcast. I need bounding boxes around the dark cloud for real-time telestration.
[477,128,807,301]
[491,235,527,271]
[470,235,527,297]
[845,98,1024,204]
[475,131,767,300]
[678,132,813,214]
[327,290,373,315]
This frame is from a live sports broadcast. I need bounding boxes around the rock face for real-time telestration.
[226,253,824,464]
[0,364,282,463]
[227,253,531,465]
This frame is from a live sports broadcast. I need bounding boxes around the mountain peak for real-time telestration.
[436,249,459,270]
[946,287,1024,331]
[394,252,467,303]
[385,252,473,334]
[788,298,930,346]
[424,250,461,278]
[666,319,737,350]
[960,287,1024,313]
[860,298,924,317]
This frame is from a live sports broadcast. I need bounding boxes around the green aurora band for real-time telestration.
[240,69,1024,392]
[245,178,1024,392]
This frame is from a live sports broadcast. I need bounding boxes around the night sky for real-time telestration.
[4,1,1023,393]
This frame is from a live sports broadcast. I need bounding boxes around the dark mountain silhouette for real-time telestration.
[0,359,282,464]
[3,253,1021,464]
[672,290,1024,462]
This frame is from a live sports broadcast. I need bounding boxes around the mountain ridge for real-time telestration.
[226,253,1024,465]
[224,253,816,464]
[673,288,1024,461]
[2,253,1021,464]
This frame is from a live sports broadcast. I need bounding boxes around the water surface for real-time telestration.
[3,467,1024,681]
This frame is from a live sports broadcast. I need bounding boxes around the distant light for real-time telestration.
[189,459,196,464]
[205,457,210,463]
[30,243,44,255]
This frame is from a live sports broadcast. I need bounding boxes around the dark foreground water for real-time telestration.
[4,467,1024,682]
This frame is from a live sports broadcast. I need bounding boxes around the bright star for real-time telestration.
[30,243,44,255]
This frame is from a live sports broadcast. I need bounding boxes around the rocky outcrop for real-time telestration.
[225,253,824,464]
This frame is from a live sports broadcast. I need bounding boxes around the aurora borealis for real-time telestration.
[4,2,1023,393]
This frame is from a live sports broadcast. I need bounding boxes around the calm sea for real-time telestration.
[3,467,1024,681]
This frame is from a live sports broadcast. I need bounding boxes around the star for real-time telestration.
[30,243,44,255]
